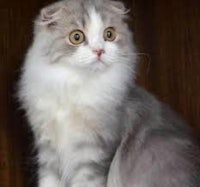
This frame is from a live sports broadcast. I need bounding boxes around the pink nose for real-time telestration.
[93,49,105,57]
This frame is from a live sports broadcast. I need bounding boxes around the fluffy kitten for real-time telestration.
[18,0,200,187]
[19,0,135,186]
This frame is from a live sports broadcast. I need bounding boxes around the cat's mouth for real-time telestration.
[96,56,108,65]
[96,58,109,66]
[97,58,104,63]
[89,58,109,71]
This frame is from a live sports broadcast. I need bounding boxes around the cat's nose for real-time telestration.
[93,49,105,57]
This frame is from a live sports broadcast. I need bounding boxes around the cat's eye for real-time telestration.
[69,30,85,45]
[103,27,117,41]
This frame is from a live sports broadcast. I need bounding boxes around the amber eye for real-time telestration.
[69,30,85,45]
[103,27,117,41]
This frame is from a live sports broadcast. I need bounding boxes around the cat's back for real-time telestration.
[108,86,200,187]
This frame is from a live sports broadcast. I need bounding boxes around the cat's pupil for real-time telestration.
[107,31,112,38]
[74,33,80,41]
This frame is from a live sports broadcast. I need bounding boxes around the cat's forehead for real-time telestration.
[70,7,104,29]
[86,7,104,33]
[62,0,124,31]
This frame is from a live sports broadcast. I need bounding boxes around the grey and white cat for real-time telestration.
[18,0,200,187]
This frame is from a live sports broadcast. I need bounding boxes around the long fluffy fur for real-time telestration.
[19,0,135,186]
[19,0,200,187]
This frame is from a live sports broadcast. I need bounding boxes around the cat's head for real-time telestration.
[34,0,136,72]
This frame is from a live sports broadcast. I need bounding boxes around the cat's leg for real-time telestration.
[38,168,62,187]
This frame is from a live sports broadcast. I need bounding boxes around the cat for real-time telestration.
[18,0,200,187]
[18,0,134,186]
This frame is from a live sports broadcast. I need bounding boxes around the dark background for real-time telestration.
[0,0,200,186]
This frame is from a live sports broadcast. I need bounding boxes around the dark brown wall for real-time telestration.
[132,0,200,130]
[0,0,199,186]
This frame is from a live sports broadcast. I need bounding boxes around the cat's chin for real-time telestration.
[88,60,109,71]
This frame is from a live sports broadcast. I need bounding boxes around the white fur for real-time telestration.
[87,7,105,50]
[19,5,135,187]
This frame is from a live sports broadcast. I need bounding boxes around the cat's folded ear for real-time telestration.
[36,2,67,28]
[110,0,130,15]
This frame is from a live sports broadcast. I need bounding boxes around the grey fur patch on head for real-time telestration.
[36,0,130,29]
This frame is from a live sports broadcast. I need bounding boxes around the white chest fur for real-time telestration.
[21,55,129,144]
[19,50,130,183]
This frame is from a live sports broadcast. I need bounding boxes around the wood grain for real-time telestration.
[132,0,200,130]
[0,0,199,186]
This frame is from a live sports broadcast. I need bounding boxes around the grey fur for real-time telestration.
[107,86,200,187]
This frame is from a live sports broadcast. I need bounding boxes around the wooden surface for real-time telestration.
[0,0,199,186]
[131,0,200,130]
